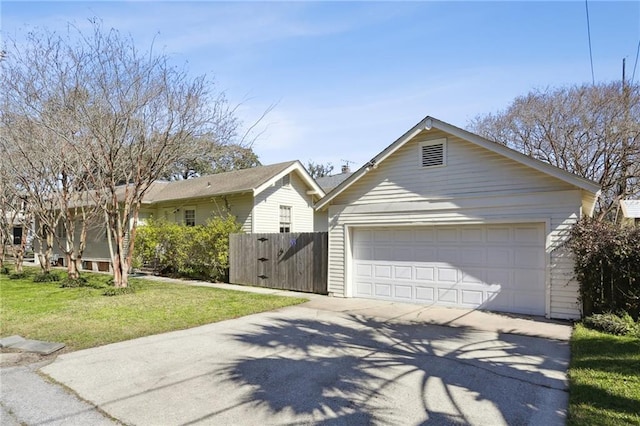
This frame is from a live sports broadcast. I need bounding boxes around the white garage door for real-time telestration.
[352,224,546,315]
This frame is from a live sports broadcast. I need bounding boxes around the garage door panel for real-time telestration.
[514,247,545,268]
[461,227,484,242]
[437,267,458,283]
[487,227,511,242]
[414,229,435,241]
[415,267,435,281]
[355,264,373,278]
[437,288,458,303]
[461,269,485,284]
[461,289,484,305]
[437,228,458,242]
[415,248,436,261]
[436,248,459,263]
[352,224,546,316]
[460,248,485,265]
[374,265,392,279]
[394,285,413,299]
[356,282,373,296]
[415,286,435,301]
[487,248,511,267]
[394,266,412,280]
[375,283,392,298]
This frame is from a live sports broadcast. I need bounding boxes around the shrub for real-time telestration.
[134,215,242,282]
[33,272,61,283]
[567,218,640,319]
[8,272,28,280]
[582,313,637,336]
[60,277,88,288]
[0,266,9,275]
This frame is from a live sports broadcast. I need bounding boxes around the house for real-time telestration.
[78,161,325,271]
[617,200,640,227]
[315,116,600,319]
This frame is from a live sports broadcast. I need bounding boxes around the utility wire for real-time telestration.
[632,39,640,84]
[585,0,595,84]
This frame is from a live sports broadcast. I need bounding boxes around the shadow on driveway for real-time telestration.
[41,309,569,425]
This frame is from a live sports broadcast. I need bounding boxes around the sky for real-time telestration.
[2,1,639,172]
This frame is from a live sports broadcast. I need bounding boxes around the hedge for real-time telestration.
[567,218,640,319]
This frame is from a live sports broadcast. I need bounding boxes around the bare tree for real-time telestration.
[306,161,334,179]
[1,38,98,278]
[469,82,640,219]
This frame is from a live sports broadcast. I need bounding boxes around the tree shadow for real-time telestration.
[219,314,569,424]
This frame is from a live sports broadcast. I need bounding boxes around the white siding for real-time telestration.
[253,172,315,233]
[314,210,329,232]
[333,129,575,206]
[326,128,587,319]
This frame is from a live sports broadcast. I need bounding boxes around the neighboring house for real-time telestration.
[315,116,601,319]
[617,200,640,227]
[77,161,324,271]
[314,165,354,232]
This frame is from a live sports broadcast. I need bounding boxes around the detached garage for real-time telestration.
[316,116,600,319]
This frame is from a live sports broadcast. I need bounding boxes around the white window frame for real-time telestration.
[419,138,447,168]
[184,208,196,227]
[279,205,292,233]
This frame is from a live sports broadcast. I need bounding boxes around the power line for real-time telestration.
[585,0,595,84]
[632,39,640,84]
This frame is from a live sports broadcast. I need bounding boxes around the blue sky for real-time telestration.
[3,1,639,171]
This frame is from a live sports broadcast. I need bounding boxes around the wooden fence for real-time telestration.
[229,232,328,294]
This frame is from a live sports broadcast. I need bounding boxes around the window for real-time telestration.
[12,227,23,245]
[419,139,446,168]
[279,206,292,233]
[184,209,196,227]
[281,174,291,187]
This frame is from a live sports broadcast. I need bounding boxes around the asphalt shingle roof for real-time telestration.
[144,161,297,203]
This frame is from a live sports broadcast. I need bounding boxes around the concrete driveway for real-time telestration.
[38,296,572,426]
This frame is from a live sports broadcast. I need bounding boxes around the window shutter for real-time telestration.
[421,143,444,167]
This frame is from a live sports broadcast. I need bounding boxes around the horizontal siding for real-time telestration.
[333,129,576,206]
[327,192,583,319]
[150,194,253,232]
[253,172,315,233]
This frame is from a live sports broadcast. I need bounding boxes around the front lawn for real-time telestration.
[568,324,640,425]
[0,268,307,351]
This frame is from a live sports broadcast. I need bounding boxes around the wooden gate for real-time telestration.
[229,232,328,294]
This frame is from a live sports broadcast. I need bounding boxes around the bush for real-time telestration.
[33,272,61,282]
[567,218,640,319]
[60,277,88,288]
[8,272,28,280]
[0,266,9,275]
[134,215,242,282]
[582,313,637,336]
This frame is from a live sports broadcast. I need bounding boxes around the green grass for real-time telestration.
[568,324,640,425]
[0,267,307,351]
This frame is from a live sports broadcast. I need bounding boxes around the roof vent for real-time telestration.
[420,139,446,168]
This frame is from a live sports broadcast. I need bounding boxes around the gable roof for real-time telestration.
[316,115,601,210]
[144,160,324,204]
[316,172,354,192]
[620,200,640,218]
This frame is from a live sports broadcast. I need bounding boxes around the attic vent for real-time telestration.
[281,174,291,187]
[420,139,446,168]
